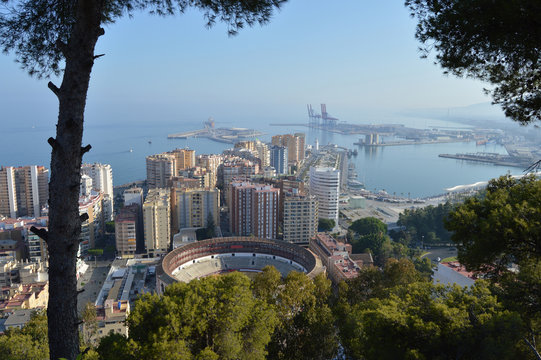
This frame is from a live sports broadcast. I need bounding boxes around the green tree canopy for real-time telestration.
[0,311,48,360]
[446,175,541,357]
[318,218,335,232]
[257,270,338,360]
[349,216,387,236]
[446,175,541,277]
[338,280,525,360]
[102,272,278,360]
[406,0,541,124]
[87,248,103,256]
[196,214,217,240]
[396,202,454,245]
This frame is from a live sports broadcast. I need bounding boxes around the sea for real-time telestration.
[0,115,521,198]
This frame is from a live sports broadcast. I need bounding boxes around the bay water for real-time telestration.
[0,116,520,198]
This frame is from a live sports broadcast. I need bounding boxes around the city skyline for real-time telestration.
[0,0,502,129]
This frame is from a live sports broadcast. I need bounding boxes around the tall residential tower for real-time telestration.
[0,166,49,218]
[309,167,340,227]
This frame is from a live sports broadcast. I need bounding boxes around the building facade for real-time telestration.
[171,188,220,234]
[196,154,223,189]
[270,145,288,175]
[115,204,141,258]
[28,230,48,264]
[143,189,171,257]
[171,148,196,171]
[123,187,143,208]
[0,166,48,218]
[81,163,114,221]
[309,167,340,226]
[309,233,364,284]
[79,192,104,252]
[146,153,175,189]
[271,133,305,164]
[229,181,279,239]
[283,192,318,244]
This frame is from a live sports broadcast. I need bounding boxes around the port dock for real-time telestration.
[438,153,532,168]
[168,119,264,144]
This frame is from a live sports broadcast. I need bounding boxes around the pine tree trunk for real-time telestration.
[47,0,103,358]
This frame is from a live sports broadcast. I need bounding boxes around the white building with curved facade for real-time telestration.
[309,167,340,227]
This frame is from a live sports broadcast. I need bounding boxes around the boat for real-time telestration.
[347,179,365,189]
[129,148,133,153]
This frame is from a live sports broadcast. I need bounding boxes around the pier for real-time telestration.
[438,153,532,168]
[354,139,470,147]
[168,121,264,144]
[168,129,207,138]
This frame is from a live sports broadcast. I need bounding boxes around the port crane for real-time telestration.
[307,104,339,128]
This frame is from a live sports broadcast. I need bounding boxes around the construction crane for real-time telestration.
[307,104,339,128]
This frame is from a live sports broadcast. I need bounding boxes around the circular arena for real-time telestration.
[157,237,323,293]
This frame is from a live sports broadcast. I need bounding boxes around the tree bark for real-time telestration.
[47,0,103,358]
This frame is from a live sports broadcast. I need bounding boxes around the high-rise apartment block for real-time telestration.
[0,166,48,218]
[271,133,305,164]
[123,187,144,252]
[81,163,113,198]
[229,181,279,239]
[115,204,141,258]
[234,140,270,168]
[178,167,213,188]
[197,154,223,189]
[171,148,195,171]
[81,163,114,221]
[147,149,197,189]
[146,153,175,189]
[309,167,340,226]
[28,230,48,264]
[0,167,16,218]
[270,145,288,175]
[220,159,259,192]
[80,175,93,197]
[143,189,171,257]
[171,188,220,234]
[283,191,318,244]
[79,192,104,251]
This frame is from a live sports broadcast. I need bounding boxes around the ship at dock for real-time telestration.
[347,162,365,189]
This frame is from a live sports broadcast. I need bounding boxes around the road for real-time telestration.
[421,247,457,263]
[77,260,112,314]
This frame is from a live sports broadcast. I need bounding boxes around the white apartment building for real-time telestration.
[309,167,340,227]
[124,187,143,208]
[80,175,93,197]
[81,163,114,221]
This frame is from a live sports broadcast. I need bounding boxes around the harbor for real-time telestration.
[168,119,264,144]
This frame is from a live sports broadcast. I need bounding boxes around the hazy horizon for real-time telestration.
[0,1,523,131]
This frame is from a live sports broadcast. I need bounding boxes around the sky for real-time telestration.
[0,0,500,127]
